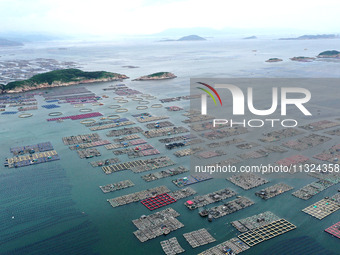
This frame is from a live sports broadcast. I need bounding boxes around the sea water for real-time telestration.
[0,37,339,254]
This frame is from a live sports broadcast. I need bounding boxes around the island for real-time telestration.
[133,72,177,81]
[1,68,128,94]
[0,38,23,46]
[290,56,315,62]
[265,58,283,63]
[177,35,206,41]
[243,36,257,39]
[159,35,206,42]
[122,65,139,68]
[317,50,340,59]
[279,34,338,40]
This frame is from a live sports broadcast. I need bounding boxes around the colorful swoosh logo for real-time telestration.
[197,82,222,106]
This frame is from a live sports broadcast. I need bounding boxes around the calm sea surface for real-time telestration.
[0,37,339,254]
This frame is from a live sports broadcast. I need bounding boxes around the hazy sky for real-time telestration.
[0,0,339,36]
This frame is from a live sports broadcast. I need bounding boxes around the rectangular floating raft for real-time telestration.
[141,193,176,211]
[325,222,340,239]
[47,112,103,121]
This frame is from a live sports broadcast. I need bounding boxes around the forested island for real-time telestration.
[317,50,340,58]
[133,72,177,81]
[1,69,128,93]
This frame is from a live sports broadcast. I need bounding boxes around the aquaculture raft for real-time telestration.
[42,104,60,109]
[47,112,103,121]
[238,219,296,247]
[172,174,213,187]
[183,228,216,248]
[2,111,17,115]
[302,198,340,219]
[325,222,340,239]
[160,237,185,255]
[141,193,176,211]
